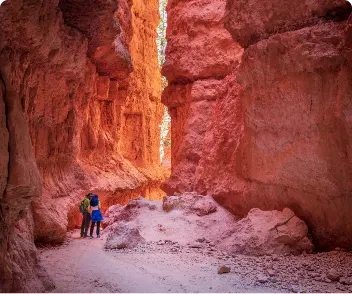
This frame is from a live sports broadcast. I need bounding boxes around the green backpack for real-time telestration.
[79,200,86,213]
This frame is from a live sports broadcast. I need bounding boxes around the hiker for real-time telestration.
[89,194,104,238]
[80,192,93,238]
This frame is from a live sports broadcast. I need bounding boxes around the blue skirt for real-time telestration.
[91,210,104,222]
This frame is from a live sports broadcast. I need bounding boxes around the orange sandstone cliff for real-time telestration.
[0,0,163,291]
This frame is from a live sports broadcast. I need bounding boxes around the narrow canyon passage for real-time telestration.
[1,0,352,292]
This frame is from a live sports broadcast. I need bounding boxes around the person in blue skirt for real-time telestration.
[89,194,104,238]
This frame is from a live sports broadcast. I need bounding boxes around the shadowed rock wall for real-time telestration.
[162,0,352,250]
[0,0,163,291]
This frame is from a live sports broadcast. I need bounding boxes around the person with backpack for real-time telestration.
[89,194,104,239]
[80,192,94,238]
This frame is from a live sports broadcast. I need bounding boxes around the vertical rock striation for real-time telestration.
[0,0,163,291]
[163,0,352,250]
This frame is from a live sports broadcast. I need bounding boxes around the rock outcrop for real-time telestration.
[224,0,352,47]
[161,0,243,194]
[220,208,314,255]
[162,0,352,250]
[103,193,313,255]
[0,0,163,291]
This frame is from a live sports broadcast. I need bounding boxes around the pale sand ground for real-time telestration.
[39,229,352,293]
[39,197,352,293]
[39,230,281,293]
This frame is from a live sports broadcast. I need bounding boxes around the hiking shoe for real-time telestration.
[89,235,93,239]
[97,235,101,239]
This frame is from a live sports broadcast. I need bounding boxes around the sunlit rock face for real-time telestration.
[163,0,352,251]
[0,0,163,291]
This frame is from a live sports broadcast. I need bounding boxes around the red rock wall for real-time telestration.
[220,1,352,251]
[0,55,51,291]
[0,0,163,291]
[163,0,352,250]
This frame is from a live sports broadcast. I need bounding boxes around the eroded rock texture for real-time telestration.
[0,0,163,291]
[220,208,314,256]
[163,0,352,250]
[224,0,351,47]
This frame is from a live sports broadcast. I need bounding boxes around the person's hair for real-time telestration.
[90,195,99,207]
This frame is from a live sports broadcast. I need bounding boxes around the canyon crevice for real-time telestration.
[1,0,352,292]
[162,0,352,251]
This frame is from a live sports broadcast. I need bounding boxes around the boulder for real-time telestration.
[162,193,217,216]
[327,269,340,281]
[220,208,314,255]
[104,223,146,250]
[217,266,231,274]
[192,199,217,216]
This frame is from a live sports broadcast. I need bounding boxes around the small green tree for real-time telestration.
[156,0,168,69]
[157,0,171,163]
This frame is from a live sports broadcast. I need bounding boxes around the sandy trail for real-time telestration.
[39,195,352,293]
[39,230,279,293]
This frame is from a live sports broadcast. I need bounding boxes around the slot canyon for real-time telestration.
[0,0,352,292]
